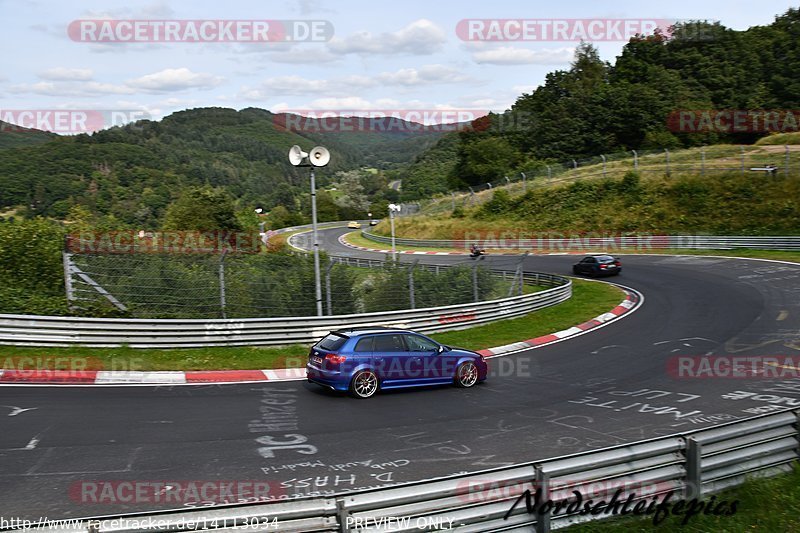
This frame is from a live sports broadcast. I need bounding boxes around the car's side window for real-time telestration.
[373,334,406,352]
[581,257,592,263]
[354,337,374,352]
[405,334,438,352]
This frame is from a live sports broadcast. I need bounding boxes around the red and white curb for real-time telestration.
[477,287,641,358]
[338,234,471,255]
[0,287,641,386]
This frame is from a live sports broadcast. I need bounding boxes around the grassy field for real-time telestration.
[0,279,622,371]
[390,142,800,232]
[564,466,800,532]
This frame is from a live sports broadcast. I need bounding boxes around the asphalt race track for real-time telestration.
[2,226,800,520]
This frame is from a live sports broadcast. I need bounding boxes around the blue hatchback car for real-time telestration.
[306,327,488,398]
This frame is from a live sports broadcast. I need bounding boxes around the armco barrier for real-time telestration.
[361,230,800,251]
[15,409,798,532]
[0,265,570,348]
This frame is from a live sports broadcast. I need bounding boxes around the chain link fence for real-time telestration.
[64,240,518,319]
[421,144,799,215]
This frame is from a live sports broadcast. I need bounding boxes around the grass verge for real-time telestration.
[564,466,800,532]
[0,279,622,371]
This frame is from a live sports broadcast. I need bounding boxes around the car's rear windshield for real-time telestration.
[596,255,616,262]
[316,333,348,351]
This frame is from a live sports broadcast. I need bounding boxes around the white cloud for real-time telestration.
[126,68,223,92]
[38,68,94,81]
[239,74,374,99]
[377,65,473,86]
[8,81,134,96]
[472,46,575,65]
[328,19,445,55]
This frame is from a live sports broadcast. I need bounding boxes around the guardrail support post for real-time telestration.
[665,148,671,177]
[535,465,551,533]
[337,498,351,532]
[632,150,638,171]
[572,159,577,170]
[601,154,607,178]
[684,436,702,500]
[546,165,551,180]
[521,171,527,192]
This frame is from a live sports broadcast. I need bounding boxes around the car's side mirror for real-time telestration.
[437,345,445,354]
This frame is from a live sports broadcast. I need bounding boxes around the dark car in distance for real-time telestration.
[306,327,488,398]
[572,255,622,277]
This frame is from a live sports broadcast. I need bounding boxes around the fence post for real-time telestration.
[546,165,551,180]
[472,258,482,302]
[521,171,527,192]
[487,182,493,189]
[786,145,791,177]
[665,148,671,177]
[325,259,335,315]
[218,250,227,319]
[62,247,75,309]
[740,145,745,175]
[572,159,577,170]
[632,150,638,171]
[408,260,418,309]
[451,192,456,211]
[684,437,702,500]
[519,252,528,296]
[701,147,706,177]
[534,465,551,533]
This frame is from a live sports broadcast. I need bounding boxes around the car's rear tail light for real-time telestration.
[325,354,346,364]
[600,264,607,269]
[614,261,621,266]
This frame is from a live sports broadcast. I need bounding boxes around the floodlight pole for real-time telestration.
[310,167,323,316]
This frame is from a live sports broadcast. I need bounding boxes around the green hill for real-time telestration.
[0,120,56,149]
[0,107,444,226]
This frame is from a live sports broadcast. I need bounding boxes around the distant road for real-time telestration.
[388,179,401,190]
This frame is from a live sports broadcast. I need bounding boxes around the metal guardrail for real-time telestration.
[0,263,570,348]
[16,409,798,532]
[361,230,800,251]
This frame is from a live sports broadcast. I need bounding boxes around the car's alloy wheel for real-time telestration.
[350,370,379,398]
[455,361,478,388]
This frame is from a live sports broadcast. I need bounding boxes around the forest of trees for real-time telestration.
[396,9,800,199]
[0,107,439,228]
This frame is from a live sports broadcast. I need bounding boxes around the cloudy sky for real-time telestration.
[1,0,796,128]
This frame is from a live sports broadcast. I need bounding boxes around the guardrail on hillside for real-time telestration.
[0,266,570,348]
[16,409,798,532]
[361,230,800,251]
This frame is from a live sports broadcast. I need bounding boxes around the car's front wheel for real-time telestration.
[454,361,479,388]
[349,369,379,398]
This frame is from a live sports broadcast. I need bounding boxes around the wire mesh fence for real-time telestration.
[418,144,799,215]
[64,242,515,319]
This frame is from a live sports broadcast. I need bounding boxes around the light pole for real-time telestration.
[387,203,401,261]
[289,144,330,316]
